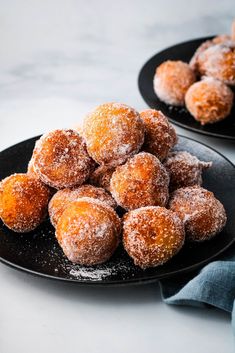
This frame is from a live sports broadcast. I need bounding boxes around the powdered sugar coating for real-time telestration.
[197,41,235,85]
[185,77,234,125]
[89,165,115,192]
[27,154,40,179]
[123,206,185,269]
[190,35,231,72]
[49,184,117,227]
[164,151,212,191]
[83,103,145,166]
[213,35,231,44]
[33,129,94,189]
[168,123,178,147]
[168,186,227,241]
[0,173,51,233]
[28,153,57,197]
[110,152,169,210]
[153,60,196,106]
[140,109,178,161]
[69,267,113,280]
[56,197,121,265]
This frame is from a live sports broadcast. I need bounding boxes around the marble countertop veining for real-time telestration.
[0,1,234,353]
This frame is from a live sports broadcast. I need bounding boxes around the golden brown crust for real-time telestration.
[190,35,231,73]
[197,42,235,85]
[27,155,40,179]
[110,152,169,210]
[33,129,94,189]
[89,165,115,192]
[164,151,212,191]
[168,186,227,241]
[83,103,145,166]
[185,77,234,125]
[153,60,196,106]
[56,197,121,265]
[123,206,185,268]
[0,173,51,233]
[140,109,177,161]
[49,184,117,227]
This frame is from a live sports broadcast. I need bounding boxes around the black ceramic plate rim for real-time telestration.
[0,134,234,286]
[138,36,235,141]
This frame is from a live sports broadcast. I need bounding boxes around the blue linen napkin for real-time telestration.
[159,244,235,335]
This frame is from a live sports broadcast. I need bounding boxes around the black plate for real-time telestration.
[0,135,234,285]
[138,36,235,140]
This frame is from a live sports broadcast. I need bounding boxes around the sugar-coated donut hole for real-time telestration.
[197,41,235,86]
[33,129,94,189]
[140,109,177,161]
[49,184,117,227]
[0,173,51,233]
[89,165,116,192]
[123,206,185,269]
[190,35,231,73]
[168,186,227,242]
[164,151,212,191]
[110,152,169,211]
[185,77,234,125]
[83,103,145,166]
[0,89,229,268]
[56,197,121,265]
[27,155,40,179]
[153,60,196,106]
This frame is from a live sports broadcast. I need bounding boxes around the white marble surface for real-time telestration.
[0,1,234,352]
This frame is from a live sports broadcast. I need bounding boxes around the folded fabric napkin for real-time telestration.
[159,244,235,335]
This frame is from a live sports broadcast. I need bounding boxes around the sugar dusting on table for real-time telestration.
[68,261,132,281]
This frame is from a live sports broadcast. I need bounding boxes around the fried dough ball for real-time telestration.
[33,129,94,189]
[110,152,169,210]
[123,206,185,268]
[153,60,196,106]
[213,34,231,44]
[28,154,57,197]
[185,77,233,125]
[89,165,115,192]
[56,197,121,265]
[0,173,51,233]
[190,40,214,73]
[49,184,117,227]
[140,109,177,161]
[190,35,230,72]
[73,125,99,167]
[164,151,212,191]
[168,123,178,146]
[168,186,227,242]
[27,155,39,179]
[83,103,145,166]
[197,41,235,85]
